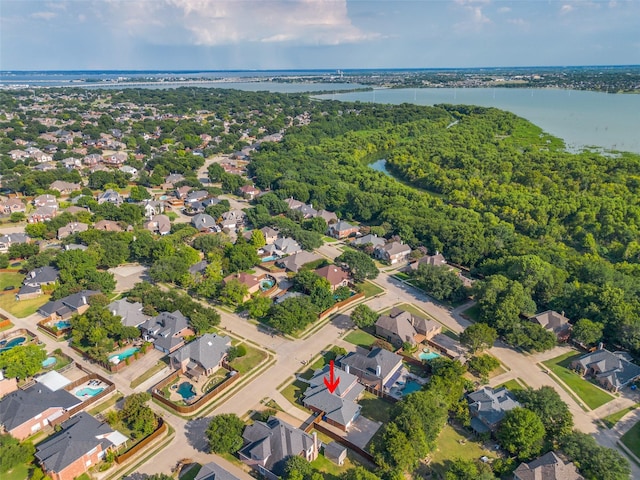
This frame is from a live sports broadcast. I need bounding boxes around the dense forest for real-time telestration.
[249,101,640,354]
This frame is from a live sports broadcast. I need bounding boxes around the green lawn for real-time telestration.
[180,463,202,480]
[0,294,51,318]
[429,424,497,476]
[311,452,355,480]
[393,272,411,281]
[0,271,23,290]
[543,352,615,410]
[603,404,639,428]
[322,235,339,243]
[3,463,31,480]
[344,329,378,349]
[359,281,384,298]
[229,344,269,374]
[130,360,169,389]
[621,421,640,458]
[461,304,482,321]
[88,393,124,415]
[281,379,311,408]
[359,391,394,424]
[496,378,527,391]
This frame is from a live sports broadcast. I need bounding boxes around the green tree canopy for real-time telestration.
[460,323,497,353]
[497,408,546,460]
[0,345,46,380]
[350,304,379,328]
[206,414,245,454]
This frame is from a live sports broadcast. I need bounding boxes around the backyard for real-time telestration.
[542,351,615,410]
[344,329,377,349]
[428,424,498,477]
[359,391,394,424]
[228,344,269,374]
[0,271,23,290]
[0,293,50,318]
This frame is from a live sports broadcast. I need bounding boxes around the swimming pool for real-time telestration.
[76,387,104,398]
[401,380,422,396]
[42,356,57,368]
[108,347,139,363]
[419,351,441,361]
[260,276,276,291]
[261,256,277,262]
[54,321,71,330]
[0,336,26,353]
[177,382,196,400]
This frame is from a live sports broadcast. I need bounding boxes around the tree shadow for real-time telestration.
[184,416,211,452]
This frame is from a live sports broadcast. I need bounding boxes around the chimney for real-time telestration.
[561,311,565,317]
[312,431,318,455]
[598,342,604,351]
[344,364,349,374]
[376,365,381,377]
[82,296,87,305]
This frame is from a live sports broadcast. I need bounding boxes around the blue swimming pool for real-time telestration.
[76,387,104,398]
[0,336,26,353]
[260,277,276,291]
[261,256,277,262]
[108,347,139,362]
[177,382,196,400]
[419,351,441,361]
[401,380,422,396]
[42,356,57,368]
[54,321,71,330]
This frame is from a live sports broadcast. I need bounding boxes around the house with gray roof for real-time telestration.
[107,299,149,328]
[374,241,412,265]
[351,234,385,250]
[194,462,242,480]
[192,213,217,231]
[514,451,583,480]
[239,417,318,480]
[407,251,447,271]
[57,222,89,240]
[38,290,98,320]
[276,251,322,273]
[327,220,359,239]
[140,310,192,354]
[467,386,521,435]
[375,307,442,348]
[272,236,301,255]
[35,412,127,480]
[530,310,571,341]
[0,383,80,440]
[97,189,123,206]
[0,233,29,253]
[24,266,59,288]
[571,347,640,392]
[260,227,279,245]
[338,347,404,393]
[170,333,231,381]
[302,366,364,431]
[316,209,338,225]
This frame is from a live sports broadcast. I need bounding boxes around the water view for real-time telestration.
[317,88,640,154]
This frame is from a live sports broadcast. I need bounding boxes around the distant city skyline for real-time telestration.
[1,0,639,70]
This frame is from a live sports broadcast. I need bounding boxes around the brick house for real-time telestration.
[169,333,231,381]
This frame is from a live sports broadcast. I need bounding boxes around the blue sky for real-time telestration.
[1,0,639,70]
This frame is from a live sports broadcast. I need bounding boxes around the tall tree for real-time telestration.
[206,414,245,454]
[460,323,497,353]
[497,408,546,460]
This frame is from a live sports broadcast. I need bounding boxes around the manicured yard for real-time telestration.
[3,463,31,480]
[543,352,615,410]
[0,293,51,318]
[393,272,411,281]
[130,360,169,389]
[229,344,269,374]
[359,281,384,298]
[429,424,497,476]
[621,421,640,458]
[322,235,338,243]
[281,379,311,408]
[359,391,394,424]
[311,451,355,479]
[0,271,23,290]
[461,303,482,321]
[603,404,639,428]
[88,393,125,415]
[180,463,202,480]
[496,378,527,391]
[344,329,378,349]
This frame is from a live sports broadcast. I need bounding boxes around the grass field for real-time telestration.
[603,404,639,428]
[543,352,614,410]
[0,293,50,318]
[360,281,384,298]
[344,329,378,348]
[3,463,31,480]
[88,393,124,416]
[496,378,527,391]
[230,344,269,374]
[180,463,202,480]
[359,391,394,424]
[311,452,355,479]
[461,304,482,321]
[429,425,497,476]
[0,271,23,290]
[281,379,310,408]
[621,421,640,458]
[130,360,168,389]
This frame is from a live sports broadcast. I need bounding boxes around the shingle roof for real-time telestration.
[140,310,189,352]
[530,310,570,334]
[35,412,116,474]
[24,266,59,286]
[339,347,402,381]
[0,384,80,431]
[467,386,521,430]
[194,462,242,480]
[513,451,583,480]
[574,348,640,389]
[107,299,149,328]
[276,251,322,272]
[170,333,231,371]
[315,265,349,287]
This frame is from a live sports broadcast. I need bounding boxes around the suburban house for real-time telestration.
[103,152,127,166]
[50,181,81,194]
[514,451,583,480]
[223,272,263,302]
[97,189,123,206]
[33,194,58,208]
[0,233,29,253]
[315,265,350,291]
[185,190,209,205]
[327,220,359,239]
[94,219,123,232]
[220,210,245,230]
[28,206,58,223]
[38,290,99,321]
[467,386,521,435]
[338,347,404,393]
[374,241,412,265]
[238,184,260,200]
[0,198,27,215]
[276,251,322,273]
[144,214,171,235]
[57,222,89,240]
[260,226,279,245]
[408,252,447,271]
[571,347,640,392]
[0,383,80,440]
[302,366,364,431]
[193,462,242,480]
[530,310,571,341]
[140,199,164,218]
[189,260,208,276]
[316,209,338,225]
[191,213,218,231]
[262,237,301,257]
[140,311,193,354]
[351,234,386,250]
[169,333,231,381]
[83,153,102,166]
[23,266,60,288]
[285,197,305,210]
[119,165,138,176]
[375,307,442,348]
[239,417,318,480]
[107,299,149,328]
[35,412,127,480]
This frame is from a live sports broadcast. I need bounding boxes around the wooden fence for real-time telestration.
[115,417,167,464]
[319,292,365,320]
[70,342,152,373]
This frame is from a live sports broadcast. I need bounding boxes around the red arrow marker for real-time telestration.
[324,360,340,394]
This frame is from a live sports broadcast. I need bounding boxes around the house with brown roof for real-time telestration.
[530,310,571,341]
[102,152,127,166]
[375,241,412,265]
[238,185,261,200]
[514,451,583,480]
[260,226,279,245]
[0,198,26,215]
[57,222,89,239]
[315,265,350,291]
[223,272,263,302]
[50,181,81,195]
[375,307,442,347]
[408,251,447,271]
[33,194,58,208]
[144,214,171,235]
[94,220,123,232]
[29,206,58,223]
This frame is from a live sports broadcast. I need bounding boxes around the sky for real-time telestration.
[1,0,639,70]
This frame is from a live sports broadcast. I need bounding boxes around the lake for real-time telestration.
[315,88,640,154]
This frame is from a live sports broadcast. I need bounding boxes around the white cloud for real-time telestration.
[107,0,378,47]
[560,4,574,14]
[498,6,511,13]
[31,11,57,20]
